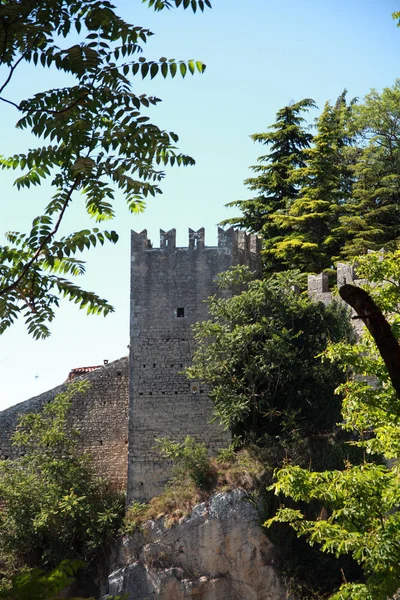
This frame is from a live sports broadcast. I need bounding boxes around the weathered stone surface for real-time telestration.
[128,228,262,503]
[307,262,370,338]
[104,489,293,600]
[0,357,129,490]
[0,228,262,502]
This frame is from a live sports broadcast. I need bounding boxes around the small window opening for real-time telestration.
[165,239,169,247]
[177,307,185,318]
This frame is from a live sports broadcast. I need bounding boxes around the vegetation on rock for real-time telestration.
[0,382,124,593]
[124,443,266,533]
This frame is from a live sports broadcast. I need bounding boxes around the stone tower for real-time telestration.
[127,227,262,503]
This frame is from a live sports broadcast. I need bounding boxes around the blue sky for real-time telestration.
[1,0,399,409]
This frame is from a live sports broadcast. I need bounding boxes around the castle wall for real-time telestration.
[127,227,261,503]
[0,227,261,503]
[307,262,370,338]
[1,234,372,504]
[0,357,129,490]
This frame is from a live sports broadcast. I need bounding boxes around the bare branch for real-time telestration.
[0,96,20,109]
[0,56,24,95]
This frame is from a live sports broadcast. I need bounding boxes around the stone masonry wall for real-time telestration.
[308,261,370,338]
[0,357,129,490]
[0,227,261,502]
[127,227,262,503]
[0,235,369,506]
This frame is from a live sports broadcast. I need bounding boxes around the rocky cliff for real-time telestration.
[103,489,293,600]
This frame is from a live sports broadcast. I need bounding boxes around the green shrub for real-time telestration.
[0,559,127,600]
[155,435,216,489]
[0,381,125,580]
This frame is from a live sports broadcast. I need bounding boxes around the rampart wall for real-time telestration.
[307,261,370,337]
[0,357,129,490]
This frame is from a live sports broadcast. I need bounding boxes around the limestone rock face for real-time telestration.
[105,489,293,600]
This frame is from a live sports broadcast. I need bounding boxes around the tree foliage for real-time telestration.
[187,267,353,445]
[227,82,400,273]
[1,558,127,599]
[268,250,400,600]
[0,381,124,584]
[1,559,87,600]
[271,95,354,272]
[222,98,316,271]
[0,0,211,338]
[338,82,400,257]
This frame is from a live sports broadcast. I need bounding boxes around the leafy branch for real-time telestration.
[0,0,212,338]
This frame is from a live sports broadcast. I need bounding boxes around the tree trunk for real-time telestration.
[339,283,400,399]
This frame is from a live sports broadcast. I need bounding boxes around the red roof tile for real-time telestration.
[66,365,103,381]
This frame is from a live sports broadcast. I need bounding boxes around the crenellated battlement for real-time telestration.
[131,227,262,255]
[308,249,385,300]
[307,265,365,304]
[308,250,385,338]
[189,227,205,249]
[308,272,329,296]
[131,229,153,249]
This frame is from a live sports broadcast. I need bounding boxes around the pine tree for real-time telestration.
[222,98,316,271]
[269,96,354,273]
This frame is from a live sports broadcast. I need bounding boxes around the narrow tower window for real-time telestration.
[177,307,185,318]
